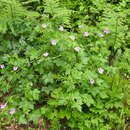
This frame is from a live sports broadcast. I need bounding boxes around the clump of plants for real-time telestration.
[0,0,130,129]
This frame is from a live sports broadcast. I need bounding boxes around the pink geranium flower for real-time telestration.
[43,52,49,57]
[89,79,95,85]
[98,68,104,74]
[41,24,47,28]
[74,47,81,52]
[0,64,5,69]
[104,29,110,34]
[9,108,16,115]
[51,40,57,45]
[59,26,64,31]
[0,103,7,109]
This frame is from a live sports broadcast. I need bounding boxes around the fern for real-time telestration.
[0,0,25,32]
[43,0,71,25]
[0,0,39,33]
[20,0,40,11]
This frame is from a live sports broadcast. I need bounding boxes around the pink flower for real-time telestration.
[74,47,81,52]
[98,33,104,37]
[0,64,5,69]
[59,26,64,31]
[83,32,89,37]
[0,103,7,109]
[69,36,75,41]
[41,24,47,28]
[9,108,16,115]
[98,68,104,74]
[43,52,49,57]
[104,29,110,34]
[51,40,57,45]
[13,66,18,71]
[89,79,95,85]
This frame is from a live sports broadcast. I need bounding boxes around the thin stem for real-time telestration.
[114,16,118,48]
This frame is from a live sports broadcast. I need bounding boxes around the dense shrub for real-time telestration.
[0,0,130,129]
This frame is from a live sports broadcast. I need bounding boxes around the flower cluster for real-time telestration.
[40,24,111,58]
[0,103,16,115]
[89,67,104,85]
[0,65,19,71]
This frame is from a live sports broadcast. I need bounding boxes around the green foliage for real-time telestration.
[0,0,130,129]
[42,0,71,26]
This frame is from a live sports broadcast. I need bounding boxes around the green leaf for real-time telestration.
[29,110,41,124]
[32,89,40,100]
[42,73,54,84]
[19,115,27,124]
[82,94,95,107]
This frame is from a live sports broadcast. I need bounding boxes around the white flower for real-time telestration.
[98,33,104,37]
[30,82,33,86]
[74,47,81,52]
[83,32,89,37]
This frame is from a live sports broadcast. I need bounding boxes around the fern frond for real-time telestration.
[43,0,71,25]
[0,0,39,33]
